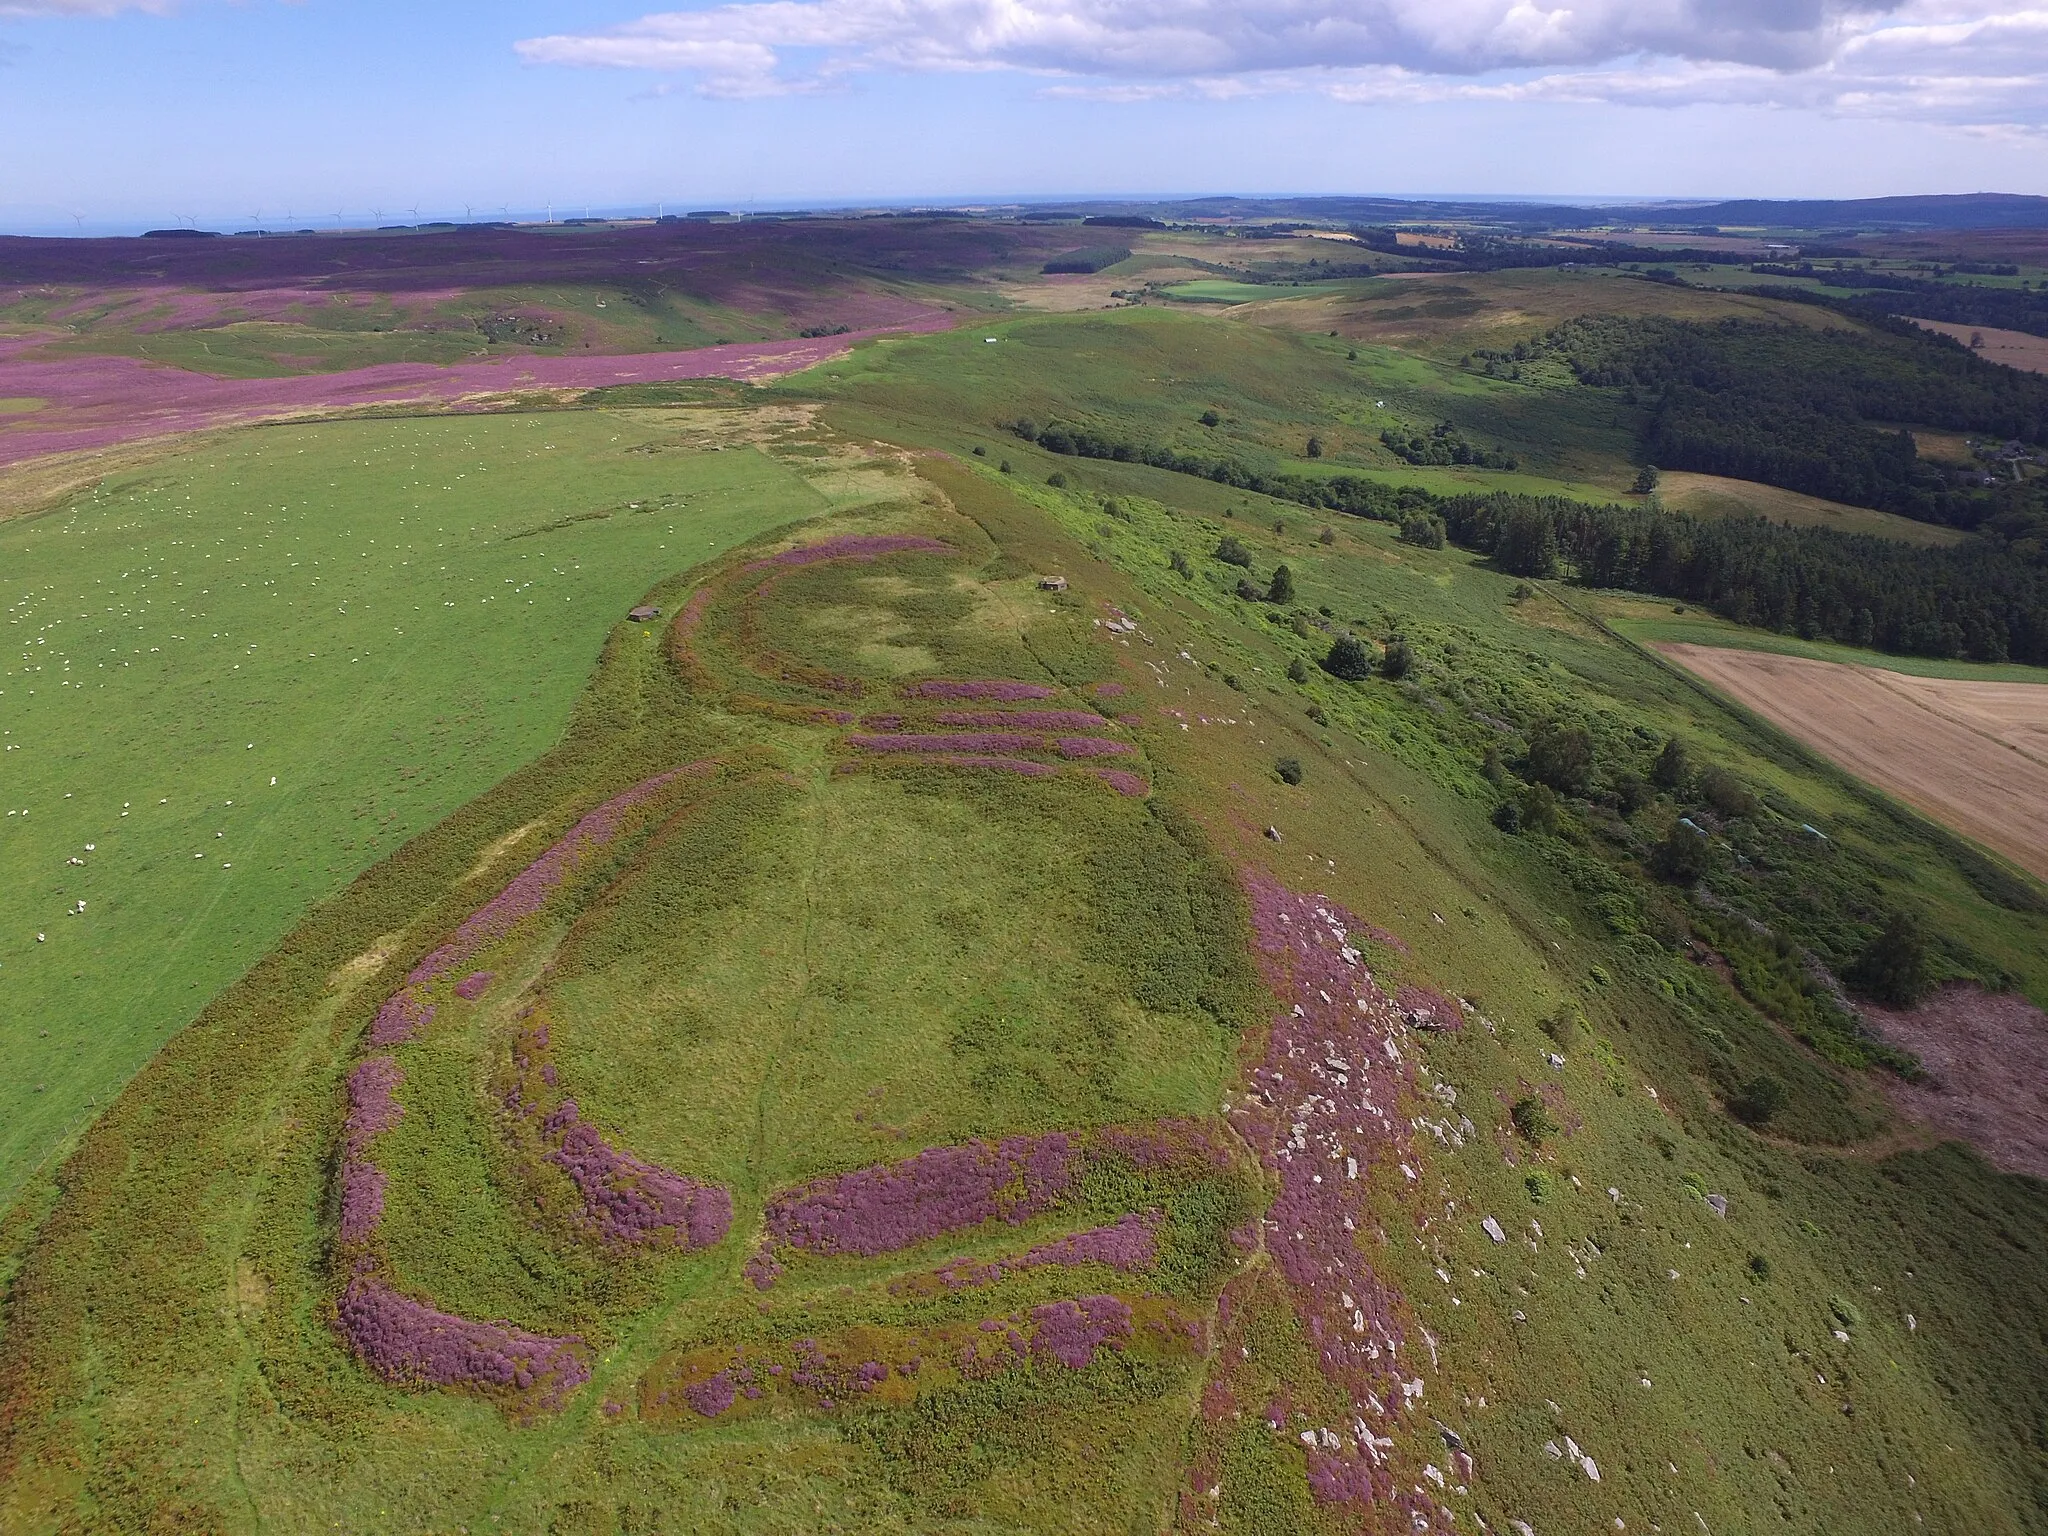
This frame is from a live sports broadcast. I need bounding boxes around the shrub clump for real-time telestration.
[1399,513,1446,549]
[1322,634,1375,682]
[1730,1074,1789,1126]
[1844,912,1934,1006]
[1215,534,1253,568]
[1510,1096,1557,1145]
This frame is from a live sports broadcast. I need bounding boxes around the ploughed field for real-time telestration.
[1657,643,2048,882]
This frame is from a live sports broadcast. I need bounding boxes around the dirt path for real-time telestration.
[1655,643,2048,882]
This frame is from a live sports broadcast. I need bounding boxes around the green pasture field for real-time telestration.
[13,279,831,379]
[45,322,489,379]
[0,397,45,415]
[0,407,828,1208]
[805,306,1644,493]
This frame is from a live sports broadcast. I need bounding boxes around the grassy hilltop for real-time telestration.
[0,224,2045,1534]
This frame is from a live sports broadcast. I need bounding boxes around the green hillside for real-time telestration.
[2,249,2046,1535]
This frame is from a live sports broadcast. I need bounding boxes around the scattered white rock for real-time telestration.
[1482,1216,1507,1244]
[1705,1194,1728,1218]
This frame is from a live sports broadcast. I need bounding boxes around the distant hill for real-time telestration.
[999,192,2048,234]
[1637,193,2048,231]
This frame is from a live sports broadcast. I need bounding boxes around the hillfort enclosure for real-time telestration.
[2,198,2047,1535]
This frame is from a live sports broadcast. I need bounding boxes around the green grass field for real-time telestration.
[10,280,813,379]
[0,408,828,1206]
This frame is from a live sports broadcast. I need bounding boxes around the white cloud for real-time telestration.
[516,0,2048,129]
[0,0,165,14]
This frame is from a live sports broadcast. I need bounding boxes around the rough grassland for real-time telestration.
[1656,642,2048,881]
[1232,266,1857,358]
[0,408,827,1206]
[1655,470,1969,547]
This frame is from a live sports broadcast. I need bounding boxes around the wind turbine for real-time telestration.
[71,213,84,233]
[463,203,473,221]
[407,205,420,224]
[371,206,384,224]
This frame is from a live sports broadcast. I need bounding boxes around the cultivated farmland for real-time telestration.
[1657,642,2048,881]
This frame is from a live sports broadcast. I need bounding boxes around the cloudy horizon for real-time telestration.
[3,0,2044,235]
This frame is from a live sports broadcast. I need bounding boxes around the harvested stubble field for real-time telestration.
[1656,642,2048,881]
[1908,318,2048,375]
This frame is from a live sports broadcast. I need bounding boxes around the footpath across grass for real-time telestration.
[0,408,824,1207]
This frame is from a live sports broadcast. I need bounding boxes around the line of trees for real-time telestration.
[1003,413,2048,664]
[1439,490,2048,663]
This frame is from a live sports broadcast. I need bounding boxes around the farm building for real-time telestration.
[628,605,661,622]
[1038,576,1068,592]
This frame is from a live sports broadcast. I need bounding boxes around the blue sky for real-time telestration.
[5,1,2045,234]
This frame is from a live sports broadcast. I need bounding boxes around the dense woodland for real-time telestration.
[1476,314,2048,526]
[1439,491,2048,663]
